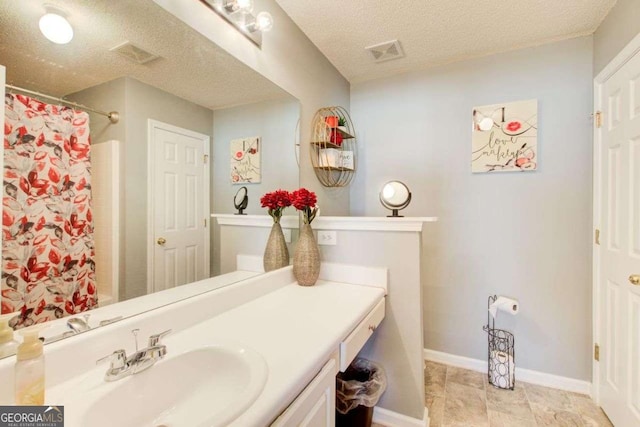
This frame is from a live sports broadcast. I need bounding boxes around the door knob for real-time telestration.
[630,274,640,286]
[157,237,166,246]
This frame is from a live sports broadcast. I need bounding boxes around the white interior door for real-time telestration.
[598,50,640,427]
[148,120,210,292]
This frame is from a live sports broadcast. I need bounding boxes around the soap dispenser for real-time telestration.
[0,312,19,358]
[15,325,47,405]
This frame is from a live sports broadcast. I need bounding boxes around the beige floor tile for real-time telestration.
[425,361,447,397]
[488,410,537,427]
[443,382,489,426]
[425,362,612,427]
[486,382,535,420]
[446,366,486,390]
[423,361,608,427]
[567,393,613,427]
[579,413,614,427]
[425,393,445,427]
[531,402,585,426]
[524,382,575,411]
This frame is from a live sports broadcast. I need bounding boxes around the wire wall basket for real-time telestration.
[309,106,357,187]
[483,295,515,390]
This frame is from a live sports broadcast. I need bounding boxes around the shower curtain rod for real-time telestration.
[5,84,119,124]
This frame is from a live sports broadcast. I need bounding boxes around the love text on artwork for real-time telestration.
[472,131,524,163]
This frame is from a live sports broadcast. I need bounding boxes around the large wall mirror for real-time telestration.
[0,0,299,347]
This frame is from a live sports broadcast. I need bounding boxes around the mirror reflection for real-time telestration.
[233,187,248,215]
[0,0,299,341]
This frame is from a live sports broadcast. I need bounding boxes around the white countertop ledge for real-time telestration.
[212,214,299,229]
[213,215,438,232]
[312,216,438,232]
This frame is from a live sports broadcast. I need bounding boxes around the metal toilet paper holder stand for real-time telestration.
[483,295,515,390]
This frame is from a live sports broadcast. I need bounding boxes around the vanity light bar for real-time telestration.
[200,0,273,48]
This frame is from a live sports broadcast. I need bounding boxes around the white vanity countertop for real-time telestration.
[179,279,385,426]
[46,278,385,426]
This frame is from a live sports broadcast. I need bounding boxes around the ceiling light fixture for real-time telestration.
[201,0,273,47]
[252,11,273,32]
[234,0,253,13]
[39,5,73,45]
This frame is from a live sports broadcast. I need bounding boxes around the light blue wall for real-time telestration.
[212,98,300,216]
[350,36,594,381]
[211,98,300,275]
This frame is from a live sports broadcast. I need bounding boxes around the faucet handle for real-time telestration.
[96,349,127,369]
[148,329,172,347]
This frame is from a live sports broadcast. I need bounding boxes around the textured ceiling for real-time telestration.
[276,0,617,83]
[0,0,291,110]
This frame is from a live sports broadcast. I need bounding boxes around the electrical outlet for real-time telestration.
[317,230,337,246]
[282,228,292,243]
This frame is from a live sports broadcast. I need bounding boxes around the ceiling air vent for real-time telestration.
[110,41,160,65]
[365,39,404,63]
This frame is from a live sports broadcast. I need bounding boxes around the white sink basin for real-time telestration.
[64,344,268,427]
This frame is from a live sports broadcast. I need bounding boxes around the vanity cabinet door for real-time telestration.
[271,355,338,427]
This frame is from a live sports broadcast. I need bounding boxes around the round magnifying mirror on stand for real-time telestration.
[380,181,411,217]
[234,186,248,215]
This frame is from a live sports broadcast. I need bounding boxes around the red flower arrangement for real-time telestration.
[260,190,292,223]
[291,188,318,224]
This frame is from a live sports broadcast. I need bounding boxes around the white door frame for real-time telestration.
[592,31,640,403]
[146,119,210,294]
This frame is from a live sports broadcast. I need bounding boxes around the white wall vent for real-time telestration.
[110,41,160,65]
[365,39,404,63]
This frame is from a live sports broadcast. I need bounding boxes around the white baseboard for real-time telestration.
[423,348,591,395]
[373,406,429,427]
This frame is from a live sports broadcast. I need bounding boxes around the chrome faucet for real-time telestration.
[46,315,126,344]
[97,329,171,381]
[67,315,91,334]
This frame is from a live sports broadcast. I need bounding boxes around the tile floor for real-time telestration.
[421,361,613,427]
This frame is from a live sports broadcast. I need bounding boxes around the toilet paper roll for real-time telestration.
[489,350,514,389]
[488,296,519,319]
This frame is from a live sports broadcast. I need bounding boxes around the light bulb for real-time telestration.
[255,11,273,31]
[236,0,253,13]
[383,185,396,200]
[39,13,73,44]
[478,117,494,131]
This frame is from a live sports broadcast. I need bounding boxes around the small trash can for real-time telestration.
[336,358,387,427]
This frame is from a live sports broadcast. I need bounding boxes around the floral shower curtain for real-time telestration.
[2,94,97,328]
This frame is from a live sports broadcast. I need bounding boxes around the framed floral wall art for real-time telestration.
[230,136,261,184]
[471,99,538,173]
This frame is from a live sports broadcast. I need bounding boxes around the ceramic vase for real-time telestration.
[263,222,289,272]
[325,115,339,128]
[293,223,320,286]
